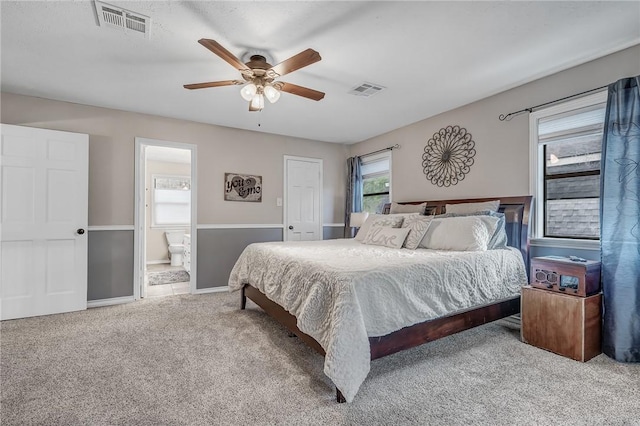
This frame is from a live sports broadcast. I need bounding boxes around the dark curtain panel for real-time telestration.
[600,75,640,362]
[344,156,363,238]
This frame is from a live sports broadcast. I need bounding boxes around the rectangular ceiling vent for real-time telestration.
[348,82,386,97]
[95,1,151,38]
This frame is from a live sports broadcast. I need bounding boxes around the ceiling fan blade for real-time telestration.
[268,49,321,78]
[198,39,250,72]
[183,80,244,90]
[279,82,325,101]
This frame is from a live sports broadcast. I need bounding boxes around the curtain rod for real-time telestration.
[359,144,400,158]
[498,85,608,121]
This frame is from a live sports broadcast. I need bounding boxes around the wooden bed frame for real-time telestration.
[240,195,532,402]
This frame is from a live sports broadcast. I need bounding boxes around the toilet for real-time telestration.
[165,230,185,266]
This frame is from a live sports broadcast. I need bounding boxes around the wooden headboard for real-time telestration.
[383,196,533,274]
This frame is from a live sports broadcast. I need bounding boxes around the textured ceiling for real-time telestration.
[1,1,639,144]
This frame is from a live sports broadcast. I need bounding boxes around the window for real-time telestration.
[530,91,607,241]
[361,152,391,214]
[152,175,191,226]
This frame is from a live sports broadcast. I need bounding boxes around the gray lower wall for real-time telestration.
[196,226,345,289]
[88,230,134,300]
[197,228,283,289]
[86,225,350,299]
[323,226,345,240]
[86,227,601,299]
[87,227,601,300]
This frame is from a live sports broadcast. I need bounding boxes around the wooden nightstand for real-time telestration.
[521,286,601,362]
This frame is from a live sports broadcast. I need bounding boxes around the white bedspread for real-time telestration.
[228,239,527,402]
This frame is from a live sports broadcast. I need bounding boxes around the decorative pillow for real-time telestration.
[372,215,405,228]
[362,226,411,249]
[401,215,434,249]
[438,211,508,249]
[355,214,405,241]
[390,202,427,215]
[419,216,499,251]
[445,200,500,214]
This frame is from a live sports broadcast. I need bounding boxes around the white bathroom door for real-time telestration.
[284,156,322,241]
[0,124,88,320]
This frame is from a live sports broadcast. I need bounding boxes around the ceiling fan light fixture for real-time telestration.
[264,85,281,104]
[250,93,265,111]
[240,83,257,101]
[184,39,325,110]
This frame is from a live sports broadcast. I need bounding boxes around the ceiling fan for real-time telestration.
[184,39,325,112]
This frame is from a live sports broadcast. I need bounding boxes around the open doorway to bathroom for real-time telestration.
[134,138,197,300]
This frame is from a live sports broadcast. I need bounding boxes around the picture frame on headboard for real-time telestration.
[224,172,262,202]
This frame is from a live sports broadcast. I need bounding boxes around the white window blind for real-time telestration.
[152,175,191,226]
[361,156,390,178]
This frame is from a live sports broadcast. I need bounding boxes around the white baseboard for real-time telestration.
[193,286,229,294]
[87,296,135,308]
[87,288,227,307]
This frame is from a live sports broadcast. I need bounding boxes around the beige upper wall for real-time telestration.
[351,45,640,202]
[0,94,349,225]
[3,45,637,224]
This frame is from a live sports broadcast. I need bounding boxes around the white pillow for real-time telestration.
[438,211,509,249]
[419,216,499,251]
[390,202,427,214]
[355,214,405,241]
[362,226,411,249]
[445,200,500,214]
[401,215,434,250]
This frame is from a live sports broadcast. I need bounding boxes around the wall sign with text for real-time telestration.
[224,173,262,202]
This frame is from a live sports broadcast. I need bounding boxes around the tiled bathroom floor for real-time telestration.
[145,263,191,298]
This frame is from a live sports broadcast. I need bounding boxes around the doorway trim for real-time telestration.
[134,137,197,300]
[283,155,323,242]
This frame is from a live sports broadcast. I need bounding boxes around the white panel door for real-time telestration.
[1,124,88,320]
[285,157,322,241]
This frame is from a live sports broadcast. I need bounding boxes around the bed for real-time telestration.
[228,196,532,403]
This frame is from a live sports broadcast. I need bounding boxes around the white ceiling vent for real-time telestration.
[95,1,151,38]
[348,82,386,97]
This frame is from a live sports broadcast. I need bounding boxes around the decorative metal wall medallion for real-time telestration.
[422,125,476,187]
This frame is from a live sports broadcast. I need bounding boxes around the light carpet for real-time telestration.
[1,292,639,425]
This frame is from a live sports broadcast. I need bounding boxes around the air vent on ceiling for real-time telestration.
[95,1,151,38]
[348,82,386,97]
